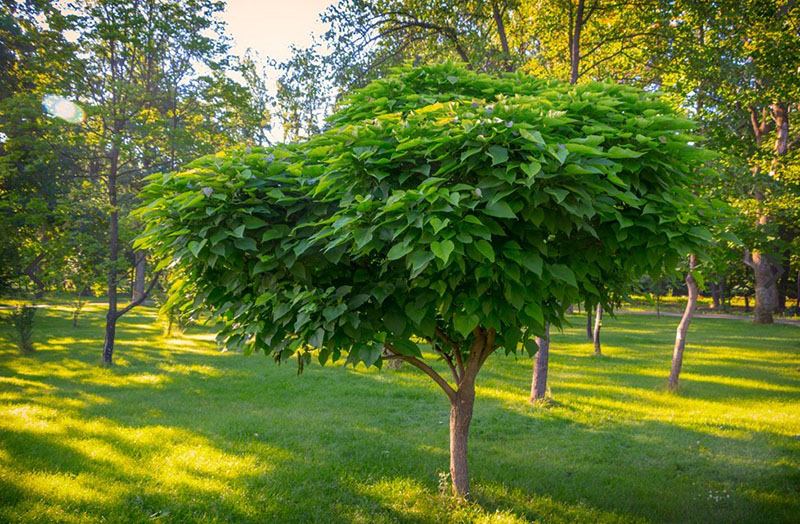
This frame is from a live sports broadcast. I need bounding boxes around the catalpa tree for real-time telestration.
[136,64,713,498]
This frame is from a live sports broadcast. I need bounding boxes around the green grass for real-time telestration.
[0,305,798,523]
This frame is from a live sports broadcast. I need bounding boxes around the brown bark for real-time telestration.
[530,323,550,402]
[744,102,790,324]
[490,2,515,72]
[745,249,783,324]
[586,306,593,340]
[592,304,602,355]
[102,138,120,366]
[668,254,698,391]
[449,379,475,498]
[710,282,721,309]
[569,0,586,84]
[385,327,496,499]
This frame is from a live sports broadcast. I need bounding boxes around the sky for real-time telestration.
[221,0,335,64]
[220,0,336,141]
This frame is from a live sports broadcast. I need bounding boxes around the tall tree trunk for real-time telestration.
[747,250,782,323]
[132,251,146,301]
[569,0,585,84]
[102,141,120,366]
[586,306,593,340]
[592,304,602,355]
[668,254,698,391]
[530,323,550,402]
[449,378,475,498]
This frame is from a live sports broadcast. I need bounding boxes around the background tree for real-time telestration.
[137,64,714,497]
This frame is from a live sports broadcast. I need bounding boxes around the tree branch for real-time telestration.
[384,344,456,401]
[115,270,162,319]
[435,328,464,378]
[432,342,460,384]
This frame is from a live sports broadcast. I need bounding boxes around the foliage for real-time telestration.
[10,304,36,353]
[138,63,715,372]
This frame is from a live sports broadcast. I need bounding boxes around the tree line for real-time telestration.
[1,3,797,351]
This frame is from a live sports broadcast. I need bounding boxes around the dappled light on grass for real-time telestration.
[0,306,798,522]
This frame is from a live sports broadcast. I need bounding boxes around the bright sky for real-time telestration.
[221,0,336,141]
[221,0,335,64]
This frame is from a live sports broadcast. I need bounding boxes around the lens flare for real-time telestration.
[42,95,85,123]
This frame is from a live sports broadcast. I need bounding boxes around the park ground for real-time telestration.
[0,304,798,523]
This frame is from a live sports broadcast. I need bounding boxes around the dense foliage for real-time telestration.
[138,63,714,370]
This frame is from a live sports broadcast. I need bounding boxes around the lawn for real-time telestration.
[0,305,798,523]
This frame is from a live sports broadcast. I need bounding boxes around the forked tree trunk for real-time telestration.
[668,254,698,391]
[592,304,602,355]
[449,379,475,497]
[530,323,550,402]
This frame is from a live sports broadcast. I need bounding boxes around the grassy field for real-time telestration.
[0,305,798,523]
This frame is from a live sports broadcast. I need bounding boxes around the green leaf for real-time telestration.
[607,146,644,158]
[524,301,544,325]
[392,338,423,357]
[549,264,577,288]
[524,338,539,356]
[475,240,495,263]
[387,242,413,260]
[454,313,479,337]
[520,253,543,276]
[410,250,435,274]
[431,240,455,264]
[484,200,516,219]
[188,239,206,257]
[521,161,541,178]
[488,146,509,165]
[234,236,257,251]
[385,309,407,334]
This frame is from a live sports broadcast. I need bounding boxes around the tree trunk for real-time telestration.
[751,252,781,323]
[132,251,146,301]
[710,282,721,309]
[656,295,661,318]
[449,380,475,498]
[530,323,550,402]
[569,0,585,84]
[668,254,698,391]
[586,306,593,340]
[592,304,602,355]
[102,141,120,366]
[745,294,750,312]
